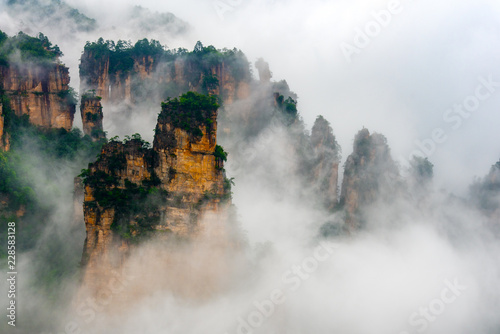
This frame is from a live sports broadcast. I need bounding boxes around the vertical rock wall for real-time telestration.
[0,63,76,130]
[340,128,399,231]
[80,93,229,291]
[80,95,104,140]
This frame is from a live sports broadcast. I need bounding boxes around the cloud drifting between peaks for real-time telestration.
[57,0,500,193]
[3,0,499,192]
[1,1,500,333]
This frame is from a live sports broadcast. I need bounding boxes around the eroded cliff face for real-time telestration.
[470,160,500,224]
[80,92,229,292]
[207,62,250,105]
[73,177,84,226]
[153,95,226,235]
[310,116,340,210]
[340,128,399,232]
[0,63,76,130]
[79,44,251,107]
[80,95,104,140]
[255,58,272,83]
[79,49,110,101]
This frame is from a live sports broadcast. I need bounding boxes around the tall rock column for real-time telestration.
[310,115,341,210]
[340,128,399,232]
[80,92,229,291]
[79,44,110,101]
[80,94,104,140]
[255,58,272,83]
[152,91,226,234]
[81,139,155,280]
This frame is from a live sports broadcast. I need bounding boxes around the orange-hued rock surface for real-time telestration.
[0,63,76,132]
[80,94,231,294]
[80,95,104,140]
[79,48,250,106]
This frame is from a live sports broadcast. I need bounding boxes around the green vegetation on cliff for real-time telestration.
[81,38,251,74]
[1,93,101,160]
[410,156,434,182]
[214,144,228,170]
[0,112,105,300]
[0,30,62,65]
[274,93,298,125]
[79,37,168,80]
[160,91,219,138]
[79,135,167,241]
[0,151,35,209]
[0,63,105,294]
[80,38,251,98]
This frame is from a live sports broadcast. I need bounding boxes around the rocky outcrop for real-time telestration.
[79,40,251,107]
[0,63,76,130]
[310,116,340,210]
[206,62,250,105]
[470,160,500,222]
[255,58,272,83]
[80,92,229,289]
[80,94,104,140]
[79,48,111,101]
[153,93,225,214]
[340,128,399,231]
[73,177,84,225]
